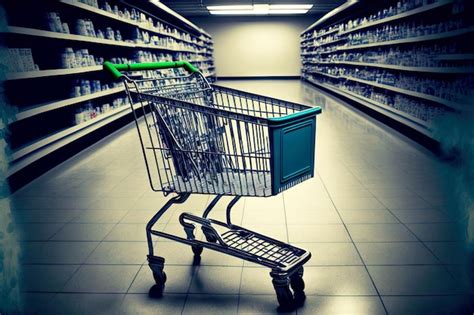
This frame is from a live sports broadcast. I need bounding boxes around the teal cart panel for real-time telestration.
[269,107,321,195]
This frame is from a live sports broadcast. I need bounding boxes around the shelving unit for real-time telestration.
[301,0,474,144]
[4,0,215,188]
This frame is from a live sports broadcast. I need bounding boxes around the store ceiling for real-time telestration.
[160,0,346,16]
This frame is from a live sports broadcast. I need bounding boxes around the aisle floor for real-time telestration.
[12,80,469,314]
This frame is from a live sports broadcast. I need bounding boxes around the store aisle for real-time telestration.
[12,80,469,314]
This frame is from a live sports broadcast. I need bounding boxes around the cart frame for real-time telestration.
[104,61,321,310]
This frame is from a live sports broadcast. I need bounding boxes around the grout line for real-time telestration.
[316,171,389,315]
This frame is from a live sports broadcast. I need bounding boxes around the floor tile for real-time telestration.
[63,265,140,293]
[288,225,351,243]
[297,296,385,315]
[382,296,470,314]
[44,293,124,314]
[425,242,468,264]
[303,266,377,295]
[72,210,128,223]
[182,294,239,315]
[104,223,152,242]
[332,197,385,210]
[16,223,65,241]
[189,266,242,294]
[356,242,439,265]
[120,293,186,315]
[20,293,55,314]
[12,210,81,223]
[406,223,466,241]
[129,265,196,293]
[52,223,115,241]
[294,243,362,266]
[85,242,148,264]
[376,196,432,210]
[346,224,417,242]
[240,268,275,295]
[338,210,397,224]
[20,241,98,264]
[391,209,455,223]
[286,211,342,225]
[238,295,294,314]
[367,265,462,295]
[21,265,79,292]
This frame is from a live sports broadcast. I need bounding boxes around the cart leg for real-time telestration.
[270,271,294,310]
[148,255,167,297]
[146,193,189,297]
[290,267,306,305]
[225,196,241,227]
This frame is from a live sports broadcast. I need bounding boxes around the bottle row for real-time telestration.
[70,80,121,98]
[7,48,39,73]
[307,43,474,68]
[341,0,465,34]
[74,97,129,125]
[303,66,474,103]
[46,11,205,52]
[46,2,208,47]
[303,74,445,123]
[344,18,466,47]
[7,46,212,73]
[302,0,466,42]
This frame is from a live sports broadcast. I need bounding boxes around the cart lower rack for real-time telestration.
[104,60,322,310]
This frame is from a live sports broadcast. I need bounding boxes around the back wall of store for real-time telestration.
[191,16,317,78]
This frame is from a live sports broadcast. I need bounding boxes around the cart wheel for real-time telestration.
[205,233,218,243]
[192,245,203,256]
[290,275,305,292]
[150,270,167,297]
[152,270,167,286]
[275,285,294,310]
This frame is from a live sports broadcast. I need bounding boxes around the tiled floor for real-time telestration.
[12,80,471,314]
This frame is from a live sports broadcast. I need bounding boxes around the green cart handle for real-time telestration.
[103,60,199,80]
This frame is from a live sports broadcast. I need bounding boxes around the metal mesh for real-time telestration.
[124,72,311,196]
[222,229,305,266]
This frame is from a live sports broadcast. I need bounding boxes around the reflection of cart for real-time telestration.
[104,61,322,309]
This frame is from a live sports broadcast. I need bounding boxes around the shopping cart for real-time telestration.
[104,61,322,309]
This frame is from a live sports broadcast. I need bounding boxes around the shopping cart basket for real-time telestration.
[104,61,322,309]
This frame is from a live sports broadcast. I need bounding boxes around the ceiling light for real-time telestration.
[206,5,253,10]
[207,4,313,15]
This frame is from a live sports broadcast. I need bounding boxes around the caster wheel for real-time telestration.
[276,285,294,311]
[192,245,203,256]
[149,284,164,298]
[293,290,306,307]
[290,276,305,292]
[205,233,217,243]
[152,271,167,285]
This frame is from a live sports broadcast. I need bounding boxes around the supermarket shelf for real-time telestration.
[8,26,201,53]
[6,65,102,80]
[338,26,474,51]
[59,0,206,48]
[16,86,125,121]
[10,102,143,164]
[342,75,464,110]
[303,0,359,34]
[309,60,474,73]
[339,0,453,36]
[434,53,474,60]
[301,28,338,43]
[305,37,345,49]
[309,70,341,79]
[304,77,432,136]
[9,102,145,176]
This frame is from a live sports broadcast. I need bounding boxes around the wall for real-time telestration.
[191,16,318,78]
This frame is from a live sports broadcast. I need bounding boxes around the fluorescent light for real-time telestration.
[207,5,253,10]
[268,9,309,14]
[270,4,313,9]
[207,3,312,15]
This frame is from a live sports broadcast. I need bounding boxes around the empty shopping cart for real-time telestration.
[104,60,322,309]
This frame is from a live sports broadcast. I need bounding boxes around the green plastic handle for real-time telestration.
[103,60,199,80]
